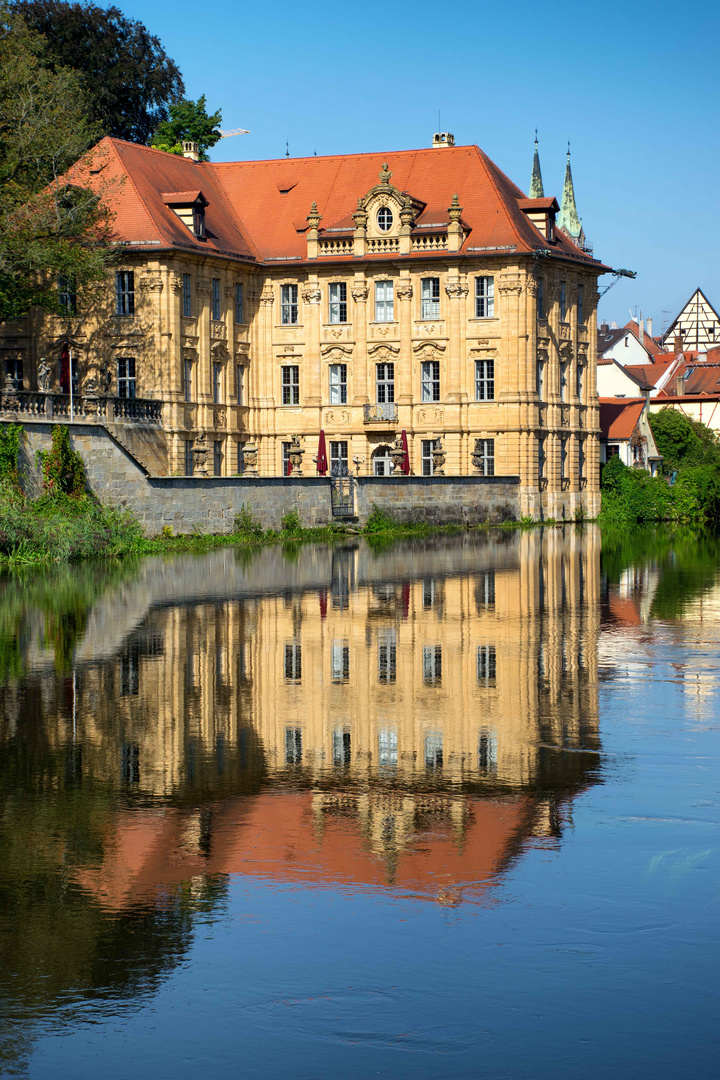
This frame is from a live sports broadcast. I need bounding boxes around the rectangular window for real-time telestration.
[281,284,298,324]
[212,361,223,404]
[538,437,546,481]
[184,358,194,402]
[421,277,440,319]
[282,365,299,405]
[332,728,351,767]
[236,442,245,475]
[578,438,585,481]
[421,360,440,402]
[182,273,192,317]
[560,361,569,403]
[378,727,398,769]
[117,357,136,399]
[213,439,223,476]
[378,630,396,683]
[285,727,302,765]
[421,439,435,476]
[475,276,495,318]
[478,729,498,776]
[185,440,194,476]
[282,441,293,475]
[328,282,347,324]
[424,732,443,770]
[284,642,302,681]
[577,284,584,325]
[576,363,584,401]
[235,282,243,324]
[476,645,497,685]
[376,362,394,403]
[475,359,495,401]
[537,356,546,400]
[115,270,134,315]
[236,364,245,405]
[475,438,495,476]
[537,278,545,320]
[329,363,347,404]
[212,278,221,321]
[559,280,567,322]
[331,641,350,682]
[423,645,442,684]
[58,275,77,315]
[560,437,568,479]
[330,441,348,473]
[475,571,495,611]
[375,280,394,322]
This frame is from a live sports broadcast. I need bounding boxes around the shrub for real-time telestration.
[40,426,86,497]
[0,423,22,487]
[364,505,395,533]
[233,503,264,539]
[280,508,302,535]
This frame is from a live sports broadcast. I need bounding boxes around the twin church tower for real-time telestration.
[531,134,587,251]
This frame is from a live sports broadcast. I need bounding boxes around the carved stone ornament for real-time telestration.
[368,343,400,359]
[471,438,487,473]
[182,346,197,361]
[326,409,350,426]
[225,286,237,301]
[559,341,574,362]
[214,408,226,427]
[526,277,540,297]
[302,286,322,305]
[259,285,275,306]
[306,201,322,231]
[241,442,258,474]
[498,274,522,295]
[413,341,446,355]
[288,433,304,476]
[192,431,209,476]
[432,437,446,476]
[170,274,184,292]
[396,283,414,301]
[351,285,369,302]
[1,375,19,411]
[234,343,250,359]
[210,321,227,340]
[444,281,469,299]
[559,323,571,340]
[389,436,406,473]
[138,273,163,292]
[353,199,369,230]
[400,197,415,228]
[195,278,212,295]
[379,163,392,186]
[447,194,463,222]
[36,358,52,392]
[322,345,353,360]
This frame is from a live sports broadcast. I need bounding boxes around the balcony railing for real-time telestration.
[363,402,398,424]
[0,390,162,424]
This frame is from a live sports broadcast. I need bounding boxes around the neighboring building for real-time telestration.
[650,350,720,434]
[661,288,720,351]
[596,355,680,399]
[0,134,611,518]
[597,318,667,366]
[599,397,661,472]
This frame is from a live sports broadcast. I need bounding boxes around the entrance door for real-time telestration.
[330,441,349,477]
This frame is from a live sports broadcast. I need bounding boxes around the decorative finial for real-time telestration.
[306,200,321,231]
[567,140,571,157]
[286,141,290,158]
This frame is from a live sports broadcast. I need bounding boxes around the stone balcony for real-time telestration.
[363,402,398,424]
[0,389,162,425]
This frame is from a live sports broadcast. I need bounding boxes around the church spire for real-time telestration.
[557,141,585,247]
[529,130,544,198]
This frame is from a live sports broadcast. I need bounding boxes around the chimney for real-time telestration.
[676,370,685,396]
[182,141,199,161]
[432,132,455,149]
[674,334,683,353]
[638,313,644,344]
[600,322,609,333]
[647,316,653,338]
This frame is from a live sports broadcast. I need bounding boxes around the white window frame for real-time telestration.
[476,438,494,476]
[282,365,299,405]
[331,641,350,682]
[476,645,497,685]
[378,727,398,768]
[329,363,347,404]
[281,284,299,325]
[373,446,394,476]
[115,270,134,316]
[117,356,136,399]
[376,362,394,403]
[475,358,494,401]
[377,206,393,232]
[421,277,440,320]
[375,280,394,322]
[421,360,440,402]
[212,361,223,404]
[328,282,347,324]
[423,645,442,684]
[475,276,494,318]
[421,439,435,476]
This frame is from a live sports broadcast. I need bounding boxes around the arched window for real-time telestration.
[377,206,393,232]
[373,445,394,476]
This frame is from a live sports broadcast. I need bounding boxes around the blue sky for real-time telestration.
[122,0,719,334]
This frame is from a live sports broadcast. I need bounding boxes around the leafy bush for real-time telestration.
[280,508,302,535]
[364,505,395,533]
[600,455,719,523]
[649,409,720,474]
[233,504,264,539]
[0,423,22,486]
[40,425,86,497]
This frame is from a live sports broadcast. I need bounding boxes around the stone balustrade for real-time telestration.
[0,391,162,425]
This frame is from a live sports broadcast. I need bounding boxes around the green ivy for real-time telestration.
[40,425,86,497]
[0,423,22,486]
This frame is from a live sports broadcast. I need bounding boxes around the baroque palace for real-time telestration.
[0,133,610,518]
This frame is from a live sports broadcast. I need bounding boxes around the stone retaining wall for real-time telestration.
[15,422,520,535]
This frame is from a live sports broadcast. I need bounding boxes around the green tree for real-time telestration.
[649,408,720,474]
[10,0,184,143]
[0,5,116,322]
[151,96,222,161]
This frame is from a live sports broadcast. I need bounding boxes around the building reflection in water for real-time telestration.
[0,527,602,917]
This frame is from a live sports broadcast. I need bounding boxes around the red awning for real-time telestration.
[317,430,328,475]
[400,430,410,475]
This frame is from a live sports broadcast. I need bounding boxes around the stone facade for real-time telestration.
[0,137,609,521]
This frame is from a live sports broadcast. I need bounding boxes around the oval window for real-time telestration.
[377,206,393,232]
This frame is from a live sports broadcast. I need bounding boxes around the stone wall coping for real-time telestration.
[357,474,520,486]
[145,474,521,488]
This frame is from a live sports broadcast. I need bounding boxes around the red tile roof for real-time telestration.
[624,360,677,389]
[599,397,645,440]
[658,360,720,398]
[622,320,667,357]
[68,138,611,269]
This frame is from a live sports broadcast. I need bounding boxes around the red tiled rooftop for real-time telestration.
[599,397,645,440]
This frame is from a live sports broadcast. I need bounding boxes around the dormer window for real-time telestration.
[161,190,208,239]
[377,206,393,232]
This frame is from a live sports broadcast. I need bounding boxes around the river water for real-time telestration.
[0,527,718,1078]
